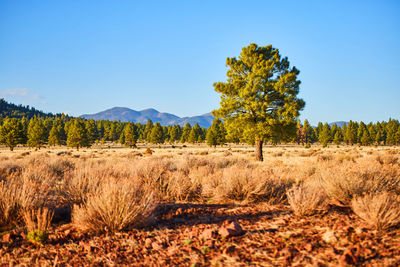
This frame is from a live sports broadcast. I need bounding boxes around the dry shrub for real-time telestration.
[46,158,75,178]
[195,150,208,156]
[317,154,333,162]
[375,154,398,165]
[72,180,155,233]
[273,152,283,157]
[223,151,232,156]
[134,158,203,201]
[23,208,54,244]
[0,174,49,230]
[62,161,133,205]
[211,166,294,204]
[336,152,361,163]
[351,192,400,231]
[287,182,327,216]
[143,147,153,155]
[321,159,400,204]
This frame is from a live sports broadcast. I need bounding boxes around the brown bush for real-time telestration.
[351,192,400,231]
[287,182,327,216]
[72,180,155,233]
[321,159,400,204]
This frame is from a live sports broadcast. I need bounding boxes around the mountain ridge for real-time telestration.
[81,107,214,128]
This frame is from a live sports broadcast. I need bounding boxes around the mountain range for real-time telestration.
[80,107,214,128]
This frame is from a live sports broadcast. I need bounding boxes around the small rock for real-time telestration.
[305,243,313,252]
[200,229,215,239]
[145,238,153,248]
[152,242,162,250]
[322,230,338,243]
[218,220,244,238]
[2,233,11,242]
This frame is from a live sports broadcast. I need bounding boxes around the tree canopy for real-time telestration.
[212,43,305,160]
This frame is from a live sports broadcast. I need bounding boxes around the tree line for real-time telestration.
[295,119,400,147]
[0,115,211,151]
[0,114,398,151]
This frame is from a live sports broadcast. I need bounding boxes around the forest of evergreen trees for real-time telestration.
[0,113,399,151]
[0,97,399,150]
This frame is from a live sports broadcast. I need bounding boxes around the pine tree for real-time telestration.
[206,128,217,147]
[385,119,398,145]
[85,120,98,144]
[375,131,382,145]
[212,43,304,161]
[333,131,343,145]
[318,123,331,148]
[168,125,180,144]
[150,122,164,144]
[395,127,400,145]
[206,118,226,147]
[27,117,47,149]
[360,130,372,146]
[345,121,357,145]
[48,118,66,146]
[180,123,191,143]
[144,120,154,143]
[67,119,89,150]
[123,122,137,148]
[0,118,25,151]
[188,123,201,144]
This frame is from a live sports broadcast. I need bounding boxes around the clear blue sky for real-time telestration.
[0,0,399,125]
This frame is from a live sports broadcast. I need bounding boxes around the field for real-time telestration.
[1,144,400,266]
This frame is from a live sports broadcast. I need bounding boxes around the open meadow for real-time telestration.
[1,144,400,266]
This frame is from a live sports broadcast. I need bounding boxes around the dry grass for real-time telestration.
[287,182,327,216]
[23,207,54,234]
[320,158,400,204]
[351,192,400,231]
[0,144,399,233]
[72,180,155,233]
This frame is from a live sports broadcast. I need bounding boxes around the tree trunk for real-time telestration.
[255,140,263,161]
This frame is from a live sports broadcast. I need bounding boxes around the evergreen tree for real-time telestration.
[206,118,226,147]
[48,117,66,146]
[67,119,89,150]
[360,130,372,146]
[375,131,382,145]
[150,122,164,144]
[85,120,98,144]
[188,123,201,144]
[0,118,25,151]
[386,119,398,145]
[144,120,154,143]
[123,122,137,148]
[333,131,343,145]
[27,117,47,149]
[318,123,331,148]
[180,123,191,143]
[169,125,181,143]
[302,119,314,144]
[345,121,357,145]
[212,44,304,160]
[395,127,400,145]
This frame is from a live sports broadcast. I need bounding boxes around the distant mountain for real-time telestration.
[328,121,348,127]
[81,107,214,128]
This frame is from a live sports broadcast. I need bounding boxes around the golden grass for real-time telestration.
[351,192,400,231]
[287,181,327,216]
[0,144,399,232]
[72,180,155,233]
